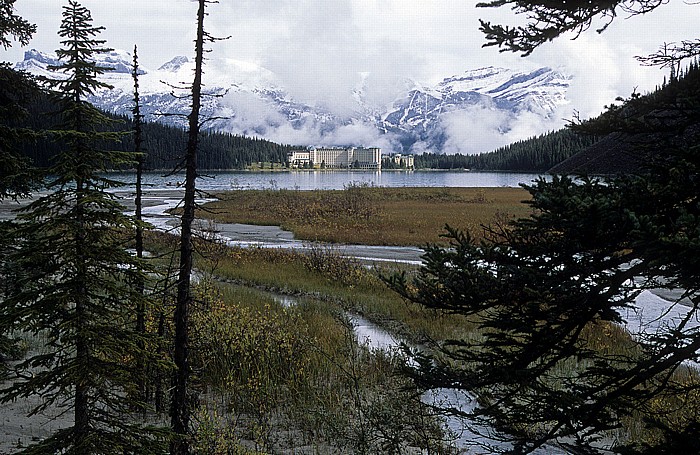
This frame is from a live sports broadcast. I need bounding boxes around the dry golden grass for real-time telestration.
[200,186,532,246]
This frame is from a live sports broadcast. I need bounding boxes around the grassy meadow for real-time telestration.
[149,186,700,450]
[199,185,533,246]
[143,222,700,451]
[142,231,464,452]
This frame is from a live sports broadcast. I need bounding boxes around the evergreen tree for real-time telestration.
[389,141,700,452]
[0,64,41,200]
[0,0,35,49]
[477,1,689,57]
[386,1,700,453]
[0,0,39,200]
[478,0,699,66]
[0,2,165,452]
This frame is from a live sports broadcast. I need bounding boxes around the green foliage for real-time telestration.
[187,280,455,453]
[0,65,43,200]
[477,1,671,57]
[414,129,598,171]
[0,2,166,453]
[191,405,253,455]
[192,285,311,396]
[11,97,294,170]
[300,243,368,286]
[388,144,700,453]
[0,0,35,49]
[191,284,311,449]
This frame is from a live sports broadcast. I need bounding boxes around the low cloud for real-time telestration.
[431,105,566,155]
[13,0,696,158]
[222,89,400,149]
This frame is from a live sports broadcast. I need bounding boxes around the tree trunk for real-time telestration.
[171,1,206,453]
[74,173,90,449]
[132,44,148,409]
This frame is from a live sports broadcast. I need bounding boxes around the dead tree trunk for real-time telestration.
[171,1,206,453]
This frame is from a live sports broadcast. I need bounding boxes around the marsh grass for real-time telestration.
[187,278,457,453]
[201,243,472,345]
[142,212,700,450]
[137,231,457,451]
[200,186,532,246]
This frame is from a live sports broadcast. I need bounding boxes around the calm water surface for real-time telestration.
[123,170,545,191]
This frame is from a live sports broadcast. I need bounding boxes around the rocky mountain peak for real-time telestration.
[158,56,189,72]
[15,50,572,154]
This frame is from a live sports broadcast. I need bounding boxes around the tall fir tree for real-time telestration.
[0,1,165,453]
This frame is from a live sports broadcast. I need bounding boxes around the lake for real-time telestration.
[122,169,546,191]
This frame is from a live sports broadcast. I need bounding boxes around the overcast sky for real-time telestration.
[3,0,698,145]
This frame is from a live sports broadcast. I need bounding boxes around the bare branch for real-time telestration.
[638,39,700,67]
[478,0,670,55]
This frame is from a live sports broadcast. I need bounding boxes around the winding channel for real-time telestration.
[134,190,565,454]
[2,182,694,453]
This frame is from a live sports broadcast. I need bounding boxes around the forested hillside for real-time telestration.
[414,128,598,172]
[551,59,700,174]
[7,65,598,173]
[11,89,294,170]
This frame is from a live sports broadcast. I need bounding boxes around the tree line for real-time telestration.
[414,128,598,172]
[15,91,595,172]
[8,78,598,174]
[9,93,294,170]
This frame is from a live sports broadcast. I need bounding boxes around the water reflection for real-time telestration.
[111,169,544,192]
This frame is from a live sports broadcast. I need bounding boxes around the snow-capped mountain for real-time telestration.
[379,67,570,150]
[15,49,571,153]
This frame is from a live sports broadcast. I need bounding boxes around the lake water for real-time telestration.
[125,169,545,191]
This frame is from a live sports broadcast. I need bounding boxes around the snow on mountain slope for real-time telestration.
[15,49,571,154]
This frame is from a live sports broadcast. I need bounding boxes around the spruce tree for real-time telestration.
[0,0,38,200]
[389,148,700,452]
[0,0,35,49]
[0,1,165,453]
[477,0,699,64]
[386,2,700,453]
[0,64,41,200]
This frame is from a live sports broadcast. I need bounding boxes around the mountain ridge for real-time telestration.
[16,49,571,154]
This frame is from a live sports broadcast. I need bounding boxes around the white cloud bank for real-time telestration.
[6,0,699,153]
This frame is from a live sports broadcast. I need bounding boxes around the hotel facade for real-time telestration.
[288,146,382,169]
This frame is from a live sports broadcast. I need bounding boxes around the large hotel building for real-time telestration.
[288,146,382,169]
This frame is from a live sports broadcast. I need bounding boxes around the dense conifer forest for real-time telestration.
[16,93,595,172]
[10,92,294,170]
[414,128,599,172]
[551,58,700,174]
[8,71,600,173]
